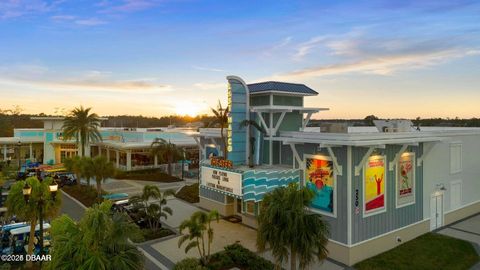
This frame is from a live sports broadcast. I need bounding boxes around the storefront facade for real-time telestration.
[194,75,480,265]
[0,117,198,171]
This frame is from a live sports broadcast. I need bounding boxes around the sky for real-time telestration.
[0,0,479,119]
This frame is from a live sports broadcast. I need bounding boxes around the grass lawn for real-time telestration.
[355,233,480,270]
[175,183,199,203]
[115,169,181,182]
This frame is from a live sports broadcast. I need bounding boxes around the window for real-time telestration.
[244,201,255,215]
[450,143,462,174]
[450,180,462,210]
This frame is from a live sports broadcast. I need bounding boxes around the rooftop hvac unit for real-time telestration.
[373,120,415,133]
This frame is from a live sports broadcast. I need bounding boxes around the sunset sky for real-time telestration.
[0,0,479,119]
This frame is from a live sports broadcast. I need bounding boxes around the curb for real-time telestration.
[60,189,87,210]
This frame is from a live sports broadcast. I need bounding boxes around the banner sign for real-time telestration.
[397,153,415,207]
[226,76,248,166]
[201,166,242,196]
[364,156,386,216]
[305,155,335,215]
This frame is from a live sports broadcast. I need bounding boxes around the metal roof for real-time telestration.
[247,81,318,96]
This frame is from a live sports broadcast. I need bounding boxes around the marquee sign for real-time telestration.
[201,166,242,196]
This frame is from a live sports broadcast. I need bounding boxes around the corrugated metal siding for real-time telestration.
[351,144,423,244]
[200,186,226,203]
[302,144,349,244]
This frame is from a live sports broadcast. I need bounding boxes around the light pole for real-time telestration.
[17,141,21,169]
[22,178,58,257]
[181,148,186,181]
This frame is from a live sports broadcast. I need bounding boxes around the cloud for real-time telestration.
[50,14,76,21]
[193,82,226,90]
[99,0,162,13]
[0,0,64,19]
[75,18,107,26]
[0,66,171,93]
[192,66,225,72]
[275,48,480,80]
[293,36,327,60]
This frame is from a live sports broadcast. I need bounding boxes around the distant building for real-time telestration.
[193,75,480,266]
[0,117,198,171]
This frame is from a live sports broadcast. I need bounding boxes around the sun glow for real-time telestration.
[174,101,203,117]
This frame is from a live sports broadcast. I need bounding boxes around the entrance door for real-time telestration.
[430,192,444,230]
[235,199,242,215]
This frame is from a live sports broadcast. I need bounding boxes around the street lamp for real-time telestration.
[17,141,21,169]
[23,178,58,258]
[181,148,186,181]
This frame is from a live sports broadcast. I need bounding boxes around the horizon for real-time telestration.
[1,1,479,119]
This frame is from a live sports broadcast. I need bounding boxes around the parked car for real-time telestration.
[54,173,77,187]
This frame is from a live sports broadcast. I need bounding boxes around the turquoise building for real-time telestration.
[0,117,198,171]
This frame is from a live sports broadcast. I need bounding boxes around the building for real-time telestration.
[0,117,198,171]
[193,75,480,266]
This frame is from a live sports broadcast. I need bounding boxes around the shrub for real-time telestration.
[174,258,208,270]
[207,243,277,270]
[175,183,199,203]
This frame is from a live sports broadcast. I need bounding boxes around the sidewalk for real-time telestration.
[437,213,480,270]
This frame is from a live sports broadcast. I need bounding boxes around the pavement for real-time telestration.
[61,177,347,270]
[437,213,480,270]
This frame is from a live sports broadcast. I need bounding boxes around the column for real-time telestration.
[3,145,6,161]
[269,111,273,166]
[29,143,33,160]
[115,150,120,168]
[126,150,132,170]
[106,148,110,160]
[154,155,158,167]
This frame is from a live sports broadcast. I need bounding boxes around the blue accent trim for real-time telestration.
[242,169,301,202]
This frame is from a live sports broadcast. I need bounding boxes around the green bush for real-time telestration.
[175,183,199,203]
[174,258,208,270]
[207,243,277,270]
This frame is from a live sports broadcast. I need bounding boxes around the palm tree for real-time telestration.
[130,185,175,231]
[6,177,62,256]
[91,156,115,198]
[64,156,82,186]
[240,119,266,168]
[62,106,102,157]
[178,210,220,266]
[150,138,181,176]
[257,183,329,270]
[47,201,144,270]
[209,101,229,159]
[80,157,95,186]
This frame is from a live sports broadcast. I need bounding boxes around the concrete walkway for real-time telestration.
[437,213,480,270]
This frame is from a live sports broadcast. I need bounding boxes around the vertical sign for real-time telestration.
[364,155,386,216]
[305,155,335,215]
[226,76,248,166]
[396,153,415,207]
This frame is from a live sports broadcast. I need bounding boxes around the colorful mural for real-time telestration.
[305,156,335,214]
[364,155,386,215]
[397,153,415,207]
[205,145,219,159]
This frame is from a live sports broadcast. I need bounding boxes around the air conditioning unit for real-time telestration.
[373,120,414,133]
